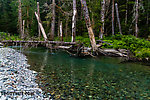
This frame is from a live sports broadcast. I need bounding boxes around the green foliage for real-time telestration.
[101,35,150,58]
[76,36,90,47]
[54,37,71,42]
[135,48,150,58]
[0,32,22,41]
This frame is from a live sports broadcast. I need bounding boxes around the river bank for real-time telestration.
[0,47,51,99]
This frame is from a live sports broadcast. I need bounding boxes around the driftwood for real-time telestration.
[80,0,98,52]
[55,46,72,49]
[0,42,3,46]
[65,45,128,57]
[35,12,48,41]
[64,43,95,57]
[37,2,41,38]
[1,40,129,58]
[1,40,76,45]
[99,49,128,57]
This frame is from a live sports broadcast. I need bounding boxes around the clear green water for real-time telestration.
[22,47,150,99]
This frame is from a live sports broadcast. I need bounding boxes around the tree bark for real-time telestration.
[146,0,149,25]
[115,3,122,35]
[60,21,63,41]
[100,0,105,39]
[50,0,55,40]
[72,0,77,42]
[22,20,25,38]
[35,12,48,41]
[37,2,41,38]
[57,17,60,39]
[18,0,23,39]
[65,16,69,40]
[57,0,61,39]
[1,40,76,45]
[105,0,111,15]
[91,13,95,28]
[135,0,139,37]
[112,0,115,35]
[125,0,128,25]
[80,0,98,52]
[26,6,29,35]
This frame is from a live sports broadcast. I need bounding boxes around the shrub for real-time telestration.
[135,48,150,58]
[101,34,150,58]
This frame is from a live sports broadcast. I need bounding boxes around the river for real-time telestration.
[20,47,150,99]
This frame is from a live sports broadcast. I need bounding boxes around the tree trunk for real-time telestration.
[26,6,29,35]
[35,12,47,41]
[80,0,98,52]
[112,0,115,35]
[146,0,149,25]
[135,0,139,37]
[57,17,60,38]
[72,0,77,42]
[105,0,111,15]
[91,13,95,28]
[50,0,55,40]
[115,3,122,35]
[37,2,41,38]
[125,0,128,25]
[18,0,23,39]
[22,20,25,38]
[100,0,105,39]
[65,16,69,40]
[60,21,63,41]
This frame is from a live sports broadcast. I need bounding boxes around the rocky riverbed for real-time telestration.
[0,48,51,99]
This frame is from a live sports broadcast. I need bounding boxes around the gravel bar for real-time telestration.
[0,48,51,99]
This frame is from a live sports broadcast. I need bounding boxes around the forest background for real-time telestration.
[0,0,150,58]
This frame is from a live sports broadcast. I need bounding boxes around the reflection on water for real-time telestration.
[22,47,150,99]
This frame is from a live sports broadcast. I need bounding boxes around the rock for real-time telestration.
[0,47,51,99]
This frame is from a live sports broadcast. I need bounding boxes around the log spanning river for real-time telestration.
[18,47,150,99]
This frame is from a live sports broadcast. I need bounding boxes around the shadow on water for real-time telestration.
[19,47,150,99]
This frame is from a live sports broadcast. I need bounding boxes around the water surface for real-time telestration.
[22,47,150,99]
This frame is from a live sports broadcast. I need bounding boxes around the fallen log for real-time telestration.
[0,42,3,46]
[54,46,72,49]
[1,40,129,58]
[0,40,76,45]
[0,42,3,48]
[35,12,47,41]
[98,48,128,57]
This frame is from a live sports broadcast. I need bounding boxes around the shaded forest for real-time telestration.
[0,0,149,39]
